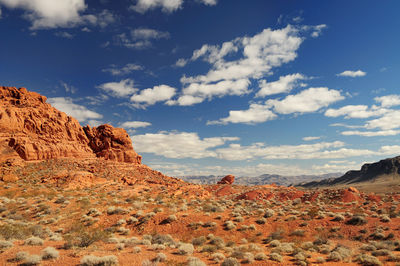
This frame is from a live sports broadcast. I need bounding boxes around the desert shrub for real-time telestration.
[186,256,206,266]
[328,245,352,262]
[0,224,44,240]
[21,254,42,265]
[332,214,345,221]
[24,236,44,246]
[224,221,236,230]
[254,252,267,261]
[264,209,275,218]
[270,252,283,262]
[316,257,326,263]
[211,252,225,262]
[153,252,167,262]
[346,216,367,225]
[380,215,390,223]
[133,246,142,253]
[178,243,194,255]
[221,257,240,266]
[64,225,110,248]
[371,249,390,256]
[269,239,281,247]
[0,240,13,249]
[354,253,382,265]
[41,246,59,260]
[192,236,206,246]
[80,255,118,266]
[15,251,29,262]
[106,206,127,215]
[151,234,175,246]
[256,217,266,224]
[242,252,254,263]
[290,229,305,237]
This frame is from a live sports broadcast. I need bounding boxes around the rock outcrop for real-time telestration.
[83,124,141,164]
[217,174,235,185]
[0,86,141,164]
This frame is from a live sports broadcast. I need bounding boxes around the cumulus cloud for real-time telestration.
[214,141,374,161]
[0,0,116,30]
[207,104,277,125]
[374,95,400,107]
[120,121,151,128]
[303,136,321,141]
[130,0,217,13]
[256,73,305,97]
[325,105,388,119]
[102,63,143,76]
[199,0,217,6]
[132,131,239,159]
[130,0,183,13]
[170,79,250,106]
[337,70,366,77]
[365,110,400,130]
[54,31,74,39]
[97,79,138,98]
[130,85,176,107]
[115,28,170,49]
[170,25,327,106]
[266,87,344,114]
[47,97,103,123]
[341,129,400,137]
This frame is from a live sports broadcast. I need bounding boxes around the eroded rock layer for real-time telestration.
[0,86,141,164]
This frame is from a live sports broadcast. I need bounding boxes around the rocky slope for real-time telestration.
[299,156,400,188]
[0,86,141,164]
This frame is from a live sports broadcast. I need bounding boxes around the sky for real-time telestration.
[1,0,400,178]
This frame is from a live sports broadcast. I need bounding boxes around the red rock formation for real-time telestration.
[217,174,235,184]
[83,124,141,164]
[0,86,141,164]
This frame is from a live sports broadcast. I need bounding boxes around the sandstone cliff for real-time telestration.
[0,86,141,164]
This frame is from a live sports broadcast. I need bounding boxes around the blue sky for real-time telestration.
[1,0,400,177]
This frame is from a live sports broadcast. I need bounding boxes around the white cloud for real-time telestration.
[0,0,90,29]
[47,97,103,123]
[169,25,305,105]
[97,79,138,98]
[120,121,151,129]
[54,31,74,39]
[256,73,305,97]
[374,95,400,107]
[311,24,327,37]
[303,136,321,141]
[365,110,400,130]
[132,131,239,159]
[266,87,344,114]
[215,141,377,161]
[325,105,388,119]
[0,0,114,30]
[341,129,400,137]
[337,70,366,77]
[130,85,176,107]
[130,0,217,13]
[130,0,183,13]
[95,9,115,28]
[102,63,143,76]
[199,0,217,6]
[175,58,188,67]
[116,28,170,49]
[171,79,250,106]
[207,103,277,125]
[61,81,77,94]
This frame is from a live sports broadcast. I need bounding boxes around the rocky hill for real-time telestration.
[0,86,141,164]
[299,156,400,188]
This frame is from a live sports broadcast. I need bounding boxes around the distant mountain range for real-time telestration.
[299,156,400,188]
[179,172,343,186]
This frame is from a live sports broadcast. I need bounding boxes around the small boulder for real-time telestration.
[217,175,235,185]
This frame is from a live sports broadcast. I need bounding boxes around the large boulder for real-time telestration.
[217,174,235,185]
